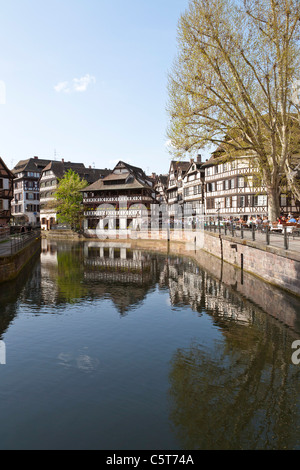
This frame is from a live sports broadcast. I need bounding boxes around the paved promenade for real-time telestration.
[0,239,13,257]
[218,228,300,254]
[0,231,41,258]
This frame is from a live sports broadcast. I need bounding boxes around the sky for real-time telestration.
[0,0,203,176]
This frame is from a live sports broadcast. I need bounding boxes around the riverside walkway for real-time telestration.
[203,221,300,255]
[0,230,41,257]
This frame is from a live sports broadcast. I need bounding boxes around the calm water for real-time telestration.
[0,239,300,450]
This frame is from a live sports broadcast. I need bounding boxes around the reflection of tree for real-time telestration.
[169,320,300,450]
[0,252,41,338]
[56,247,88,303]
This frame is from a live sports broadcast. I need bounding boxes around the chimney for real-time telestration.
[197,154,202,163]
[151,172,156,179]
[190,158,194,164]
[89,165,91,169]
[34,156,38,160]
[61,158,64,163]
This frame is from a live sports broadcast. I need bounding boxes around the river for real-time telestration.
[0,239,299,450]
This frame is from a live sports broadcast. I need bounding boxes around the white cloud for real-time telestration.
[73,74,96,92]
[54,74,96,94]
[54,81,70,93]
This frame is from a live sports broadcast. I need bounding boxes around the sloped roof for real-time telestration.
[0,157,15,179]
[82,160,154,192]
[41,161,110,184]
[156,175,168,187]
[79,167,110,184]
[12,158,53,174]
[83,180,147,192]
[169,160,191,173]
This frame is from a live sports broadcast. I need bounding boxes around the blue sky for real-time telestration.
[0,0,199,175]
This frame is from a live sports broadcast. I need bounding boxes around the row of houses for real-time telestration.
[0,149,299,230]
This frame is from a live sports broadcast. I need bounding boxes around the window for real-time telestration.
[26,204,38,212]
[224,179,231,190]
[238,196,245,207]
[238,177,245,188]
[206,198,214,209]
[215,197,224,210]
[0,200,3,210]
[281,195,287,206]
[225,197,231,208]
[254,195,267,207]
[0,179,3,189]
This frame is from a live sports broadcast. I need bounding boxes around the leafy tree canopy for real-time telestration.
[54,169,87,230]
[167,0,300,219]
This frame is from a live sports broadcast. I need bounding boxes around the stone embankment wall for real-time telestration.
[41,230,85,240]
[58,227,300,296]
[114,229,300,297]
[0,238,41,284]
[200,231,300,297]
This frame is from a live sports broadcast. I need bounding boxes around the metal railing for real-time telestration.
[203,218,300,251]
[0,227,10,242]
[9,229,41,255]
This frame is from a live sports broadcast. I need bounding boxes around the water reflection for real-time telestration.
[0,239,299,449]
[160,255,300,449]
[39,239,161,314]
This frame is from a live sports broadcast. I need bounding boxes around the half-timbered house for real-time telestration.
[182,156,205,218]
[166,160,190,224]
[0,157,14,226]
[82,161,157,235]
[203,149,300,220]
[11,157,53,225]
[40,160,109,230]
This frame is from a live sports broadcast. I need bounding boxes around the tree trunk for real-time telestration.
[267,188,281,222]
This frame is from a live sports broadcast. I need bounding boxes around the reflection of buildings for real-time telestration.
[0,250,41,338]
[40,238,59,304]
[159,256,254,324]
[83,242,154,284]
[39,240,161,315]
[83,242,160,314]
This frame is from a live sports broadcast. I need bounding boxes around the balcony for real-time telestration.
[83,195,152,204]
[84,209,150,217]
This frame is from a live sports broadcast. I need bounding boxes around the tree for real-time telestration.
[54,169,88,231]
[167,0,300,221]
